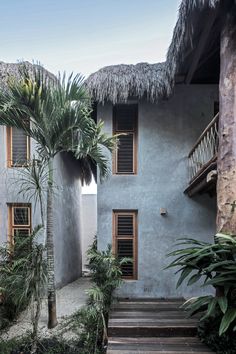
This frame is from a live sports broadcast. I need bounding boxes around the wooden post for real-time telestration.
[217,9,236,235]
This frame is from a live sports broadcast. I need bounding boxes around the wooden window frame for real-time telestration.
[8,203,32,246]
[6,126,30,168]
[112,210,138,280]
[113,104,138,175]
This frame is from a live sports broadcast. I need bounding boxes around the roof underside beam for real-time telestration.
[185,6,219,84]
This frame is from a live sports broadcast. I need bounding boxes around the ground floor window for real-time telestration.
[8,203,31,246]
[112,210,137,279]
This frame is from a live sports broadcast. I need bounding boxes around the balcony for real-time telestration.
[185,113,219,197]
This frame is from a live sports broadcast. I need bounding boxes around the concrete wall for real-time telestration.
[81,193,97,271]
[0,129,82,288]
[53,152,82,287]
[97,84,218,298]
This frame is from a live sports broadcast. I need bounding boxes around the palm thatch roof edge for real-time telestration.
[0,61,56,93]
[86,0,220,104]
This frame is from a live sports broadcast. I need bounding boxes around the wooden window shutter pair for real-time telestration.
[113,210,138,279]
[6,126,30,167]
[8,204,32,246]
[113,104,138,174]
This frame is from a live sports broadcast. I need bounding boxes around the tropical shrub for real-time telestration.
[166,234,236,338]
[0,335,83,354]
[198,316,236,354]
[69,305,105,354]
[0,240,126,353]
[0,225,47,344]
[66,239,129,353]
[87,238,127,315]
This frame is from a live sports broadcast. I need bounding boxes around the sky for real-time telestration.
[0,0,181,193]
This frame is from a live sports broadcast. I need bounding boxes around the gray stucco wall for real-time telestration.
[97,84,218,298]
[81,193,97,270]
[0,129,82,288]
[53,152,82,287]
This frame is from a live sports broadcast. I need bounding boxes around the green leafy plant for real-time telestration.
[68,305,105,354]
[0,335,84,354]
[63,239,129,354]
[87,239,128,313]
[198,316,236,354]
[0,240,127,353]
[0,226,47,349]
[166,234,236,337]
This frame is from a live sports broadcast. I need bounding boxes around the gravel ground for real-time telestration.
[0,277,91,341]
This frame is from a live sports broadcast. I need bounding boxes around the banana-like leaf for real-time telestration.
[219,308,236,336]
[176,267,193,288]
[205,260,236,272]
[218,296,228,314]
[187,272,202,286]
[200,297,218,321]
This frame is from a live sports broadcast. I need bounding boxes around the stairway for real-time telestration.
[107,299,213,353]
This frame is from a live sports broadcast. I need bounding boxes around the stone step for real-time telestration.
[110,311,192,319]
[113,302,185,312]
[107,336,213,353]
[108,321,198,337]
[109,299,198,337]
[107,299,214,352]
[117,298,185,303]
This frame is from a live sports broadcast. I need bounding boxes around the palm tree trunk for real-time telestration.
[217,8,236,235]
[31,299,41,353]
[39,192,45,227]
[39,192,47,246]
[46,157,58,328]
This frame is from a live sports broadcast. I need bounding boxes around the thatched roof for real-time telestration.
[86,62,168,104]
[0,61,55,92]
[86,0,221,104]
[166,0,220,89]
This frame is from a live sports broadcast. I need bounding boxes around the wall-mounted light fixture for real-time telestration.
[160,208,167,216]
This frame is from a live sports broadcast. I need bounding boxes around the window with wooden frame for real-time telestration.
[113,104,138,174]
[6,126,30,167]
[113,210,138,279]
[8,204,31,246]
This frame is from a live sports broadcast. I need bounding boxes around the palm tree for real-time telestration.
[0,64,116,328]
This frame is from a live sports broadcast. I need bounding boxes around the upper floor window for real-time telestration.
[8,203,31,246]
[6,126,30,167]
[113,104,138,174]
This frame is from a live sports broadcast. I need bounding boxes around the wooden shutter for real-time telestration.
[113,104,137,174]
[7,126,30,167]
[113,211,137,279]
[8,204,31,246]
[12,206,30,226]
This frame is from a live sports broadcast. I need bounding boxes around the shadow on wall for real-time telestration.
[59,151,83,181]
[192,193,217,216]
[53,152,82,288]
[81,193,97,271]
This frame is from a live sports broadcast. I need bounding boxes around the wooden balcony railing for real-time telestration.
[188,113,219,183]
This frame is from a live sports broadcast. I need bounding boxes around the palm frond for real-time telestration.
[0,63,115,185]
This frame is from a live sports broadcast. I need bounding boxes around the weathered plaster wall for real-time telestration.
[81,193,97,270]
[0,131,82,288]
[97,84,218,298]
[53,152,82,287]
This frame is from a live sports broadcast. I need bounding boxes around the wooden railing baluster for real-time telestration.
[188,113,219,182]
